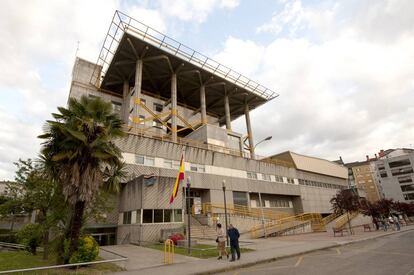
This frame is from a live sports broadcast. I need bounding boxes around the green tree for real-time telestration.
[330,189,360,234]
[16,223,42,255]
[2,159,67,259]
[38,95,125,263]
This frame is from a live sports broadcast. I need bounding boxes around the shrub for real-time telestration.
[169,233,185,245]
[16,223,42,255]
[65,235,99,264]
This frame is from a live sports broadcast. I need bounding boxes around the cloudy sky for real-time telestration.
[0,0,413,180]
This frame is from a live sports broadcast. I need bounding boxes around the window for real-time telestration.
[164,209,173,222]
[164,160,173,168]
[153,103,163,112]
[262,174,271,181]
[233,191,248,207]
[154,210,163,223]
[123,211,132,224]
[287,178,294,184]
[391,167,414,176]
[247,172,258,179]
[143,209,153,223]
[403,193,414,201]
[398,176,413,184]
[135,155,144,165]
[189,164,205,173]
[173,209,182,222]
[139,115,145,125]
[145,157,155,166]
[275,176,283,183]
[401,184,414,192]
[389,159,411,168]
[380,172,388,178]
[152,120,163,129]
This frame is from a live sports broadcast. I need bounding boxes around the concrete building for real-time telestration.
[344,160,381,203]
[67,11,348,243]
[373,148,414,202]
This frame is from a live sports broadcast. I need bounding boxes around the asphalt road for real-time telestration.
[219,230,414,275]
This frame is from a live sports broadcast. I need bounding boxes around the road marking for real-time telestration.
[294,256,303,267]
[336,248,341,255]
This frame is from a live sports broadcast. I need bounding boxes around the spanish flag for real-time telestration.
[169,154,185,204]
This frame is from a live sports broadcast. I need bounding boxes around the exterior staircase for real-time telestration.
[190,225,217,240]
[250,213,324,238]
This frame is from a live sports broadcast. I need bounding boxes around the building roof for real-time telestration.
[91,11,278,126]
[266,151,348,179]
[344,160,370,168]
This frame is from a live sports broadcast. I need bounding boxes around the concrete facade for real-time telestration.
[372,149,414,202]
[66,12,349,243]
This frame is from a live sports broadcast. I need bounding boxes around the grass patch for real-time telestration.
[0,251,124,274]
[145,243,254,259]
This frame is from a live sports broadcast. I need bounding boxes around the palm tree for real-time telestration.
[39,95,125,263]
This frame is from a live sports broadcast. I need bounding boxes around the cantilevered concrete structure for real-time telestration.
[68,11,347,244]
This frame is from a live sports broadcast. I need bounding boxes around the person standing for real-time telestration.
[216,223,228,260]
[393,215,401,231]
[227,224,240,262]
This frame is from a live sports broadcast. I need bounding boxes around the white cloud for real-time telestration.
[157,0,239,23]
[222,0,414,162]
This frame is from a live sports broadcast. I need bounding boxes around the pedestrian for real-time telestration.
[393,215,400,231]
[227,224,240,262]
[388,216,395,231]
[216,223,228,260]
[380,217,387,231]
[372,217,379,230]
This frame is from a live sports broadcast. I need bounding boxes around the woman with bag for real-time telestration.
[216,223,228,260]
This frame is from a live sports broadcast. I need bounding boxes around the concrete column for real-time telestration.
[224,92,232,130]
[200,85,207,125]
[171,73,177,143]
[245,104,255,159]
[134,59,143,130]
[122,80,130,124]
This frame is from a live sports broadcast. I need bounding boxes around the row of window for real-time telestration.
[298,179,343,190]
[250,199,292,208]
[401,184,414,192]
[246,172,293,184]
[122,209,183,224]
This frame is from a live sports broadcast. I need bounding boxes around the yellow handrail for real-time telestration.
[322,212,341,225]
[250,212,324,238]
[334,212,359,229]
[201,203,291,221]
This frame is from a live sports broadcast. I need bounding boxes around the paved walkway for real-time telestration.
[106,225,414,275]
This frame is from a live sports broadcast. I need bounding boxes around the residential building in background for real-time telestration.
[373,148,414,202]
[344,159,381,203]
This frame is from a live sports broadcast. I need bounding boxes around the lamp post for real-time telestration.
[222,180,229,247]
[186,176,191,254]
[253,136,272,151]
[258,192,267,238]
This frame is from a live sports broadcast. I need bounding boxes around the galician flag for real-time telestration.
[169,154,185,204]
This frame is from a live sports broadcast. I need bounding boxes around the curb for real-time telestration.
[194,227,414,275]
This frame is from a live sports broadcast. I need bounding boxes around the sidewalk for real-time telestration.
[110,225,414,275]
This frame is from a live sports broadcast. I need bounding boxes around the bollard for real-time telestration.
[164,239,175,264]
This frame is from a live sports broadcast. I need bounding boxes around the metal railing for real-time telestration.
[91,10,278,101]
[201,203,291,222]
[334,212,359,229]
[124,126,295,168]
[322,212,341,225]
[250,212,324,238]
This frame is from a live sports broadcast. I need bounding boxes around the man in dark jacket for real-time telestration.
[227,224,240,261]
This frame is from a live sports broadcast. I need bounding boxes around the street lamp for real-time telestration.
[222,180,229,247]
[186,176,191,254]
[254,136,272,150]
